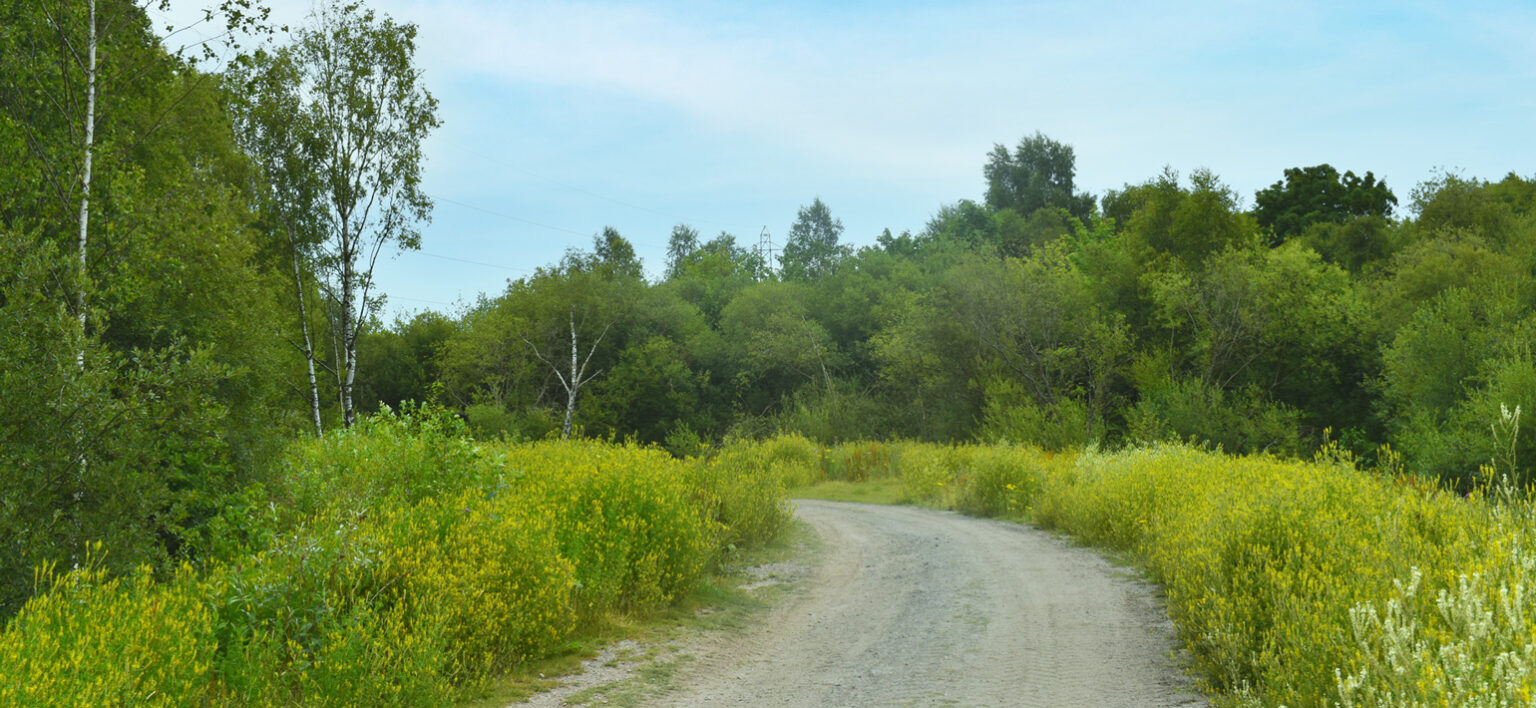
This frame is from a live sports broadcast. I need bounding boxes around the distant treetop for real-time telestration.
[983,132,1095,222]
[1254,164,1396,243]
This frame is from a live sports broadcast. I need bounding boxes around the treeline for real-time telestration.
[363,134,1536,491]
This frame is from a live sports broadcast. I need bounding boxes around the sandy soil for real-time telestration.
[522,499,1207,707]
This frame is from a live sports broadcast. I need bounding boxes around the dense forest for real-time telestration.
[4,0,1536,620]
[377,143,1536,490]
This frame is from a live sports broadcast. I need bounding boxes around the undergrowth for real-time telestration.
[0,407,791,705]
[16,423,1533,706]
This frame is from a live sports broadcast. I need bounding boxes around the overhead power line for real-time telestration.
[414,250,535,274]
[389,295,458,307]
[448,144,754,232]
[430,193,588,236]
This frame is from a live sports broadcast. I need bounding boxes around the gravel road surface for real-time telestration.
[652,499,1204,707]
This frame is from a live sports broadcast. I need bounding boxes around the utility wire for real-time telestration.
[430,193,589,237]
[413,250,535,274]
[450,144,754,232]
[389,295,458,307]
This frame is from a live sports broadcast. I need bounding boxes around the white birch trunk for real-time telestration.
[289,239,323,437]
[70,0,99,560]
[562,308,578,439]
[524,306,609,442]
[75,0,97,362]
[339,231,357,427]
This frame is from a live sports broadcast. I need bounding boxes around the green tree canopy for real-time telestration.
[664,223,701,280]
[983,132,1094,221]
[780,197,846,280]
[1254,164,1396,243]
[1125,168,1255,267]
[594,226,642,279]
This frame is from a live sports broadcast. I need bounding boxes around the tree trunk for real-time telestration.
[288,236,323,437]
[70,0,98,562]
[339,234,356,427]
[562,387,576,440]
[75,0,97,364]
[562,307,578,440]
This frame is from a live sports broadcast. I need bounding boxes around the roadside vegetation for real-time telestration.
[0,408,791,705]
[772,434,1536,706]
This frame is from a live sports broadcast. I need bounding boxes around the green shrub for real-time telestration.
[278,403,487,519]
[663,423,708,459]
[950,445,1046,518]
[819,442,904,482]
[693,440,796,549]
[0,410,791,705]
[1128,378,1304,456]
[977,377,1097,450]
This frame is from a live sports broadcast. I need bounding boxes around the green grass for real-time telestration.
[788,477,906,505]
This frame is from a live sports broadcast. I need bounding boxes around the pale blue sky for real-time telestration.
[161,0,1536,320]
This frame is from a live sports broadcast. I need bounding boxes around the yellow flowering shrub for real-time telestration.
[0,410,790,705]
[502,441,713,621]
[0,549,216,707]
[713,433,822,488]
[890,441,967,506]
[374,489,576,681]
[292,597,453,707]
[692,440,797,549]
[759,438,1536,705]
[948,445,1060,518]
[1027,445,1503,704]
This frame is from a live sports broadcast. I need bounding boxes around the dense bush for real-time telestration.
[695,435,808,546]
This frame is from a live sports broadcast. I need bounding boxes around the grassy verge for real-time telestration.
[788,478,905,505]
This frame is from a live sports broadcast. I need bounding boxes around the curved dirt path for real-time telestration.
[651,500,1205,707]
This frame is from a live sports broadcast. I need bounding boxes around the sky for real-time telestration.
[157,0,1536,322]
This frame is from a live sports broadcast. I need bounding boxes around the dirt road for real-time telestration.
[651,500,1205,707]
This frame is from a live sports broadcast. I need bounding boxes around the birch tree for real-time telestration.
[0,0,284,609]
[249,2,439,427]
[523,306,613,440]
[227,47,328,436]
[513,257,633,441]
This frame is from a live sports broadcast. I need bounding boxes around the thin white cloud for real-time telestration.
[164,0,1536,194]
[151,0,1536,315]
[387,1,1170,182]
[379,1,1356,190]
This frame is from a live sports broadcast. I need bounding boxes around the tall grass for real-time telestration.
[0,408,791,705]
